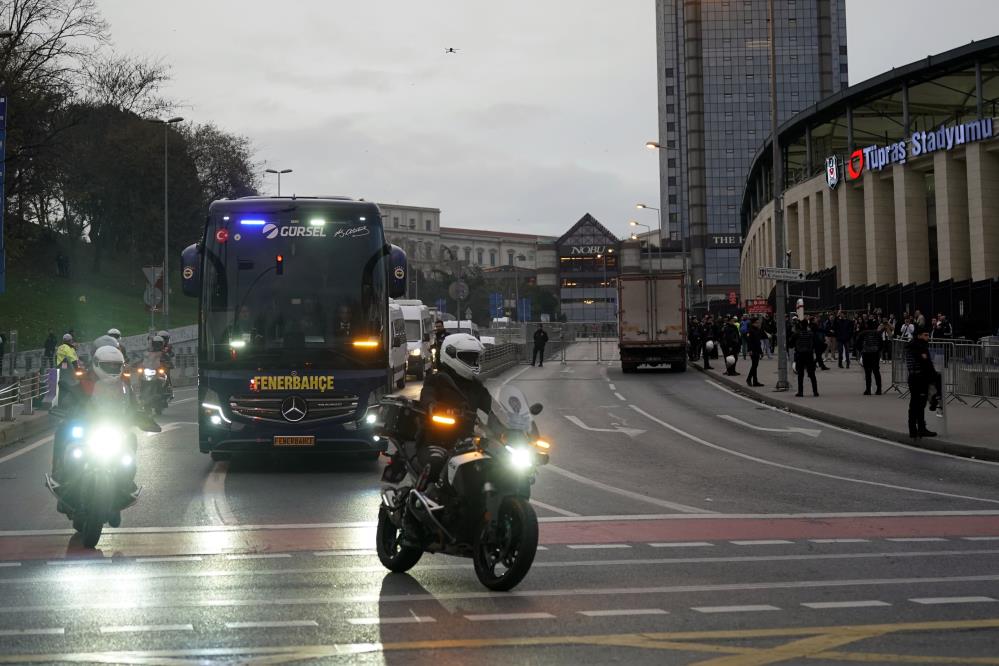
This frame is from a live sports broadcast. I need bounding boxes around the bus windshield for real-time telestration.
[201,210,387,369]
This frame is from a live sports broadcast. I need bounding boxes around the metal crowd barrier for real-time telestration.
[480,343,523,378]
[0,370,50,422]
[889,338,999,408]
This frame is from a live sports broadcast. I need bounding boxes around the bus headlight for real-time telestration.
[202,390,232,425]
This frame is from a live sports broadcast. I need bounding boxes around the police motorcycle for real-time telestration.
[44,344,160,548]
[374,384,550,591]
[134,336,171,415]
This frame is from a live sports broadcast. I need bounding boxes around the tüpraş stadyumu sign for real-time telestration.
[842,117,994,180]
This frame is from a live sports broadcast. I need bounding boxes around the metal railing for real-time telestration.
[480,343,523,378]
[0,370,50,422]
[888,338,999,408]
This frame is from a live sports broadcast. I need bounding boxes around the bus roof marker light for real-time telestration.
[240,219,266,226]
[309,218,326,226]
[229,340,246,349]
[352,339,379,349]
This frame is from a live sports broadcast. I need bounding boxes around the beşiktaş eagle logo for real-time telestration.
[263,223,280,239]
[825,156,839,190]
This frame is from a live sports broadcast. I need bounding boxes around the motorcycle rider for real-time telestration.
[55,333,79,370]
[107,328,122,344]
[155,331,175,398]
[51,345,158,484]
[431,320,447,370]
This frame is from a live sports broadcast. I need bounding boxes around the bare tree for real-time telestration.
[82,53,171,115]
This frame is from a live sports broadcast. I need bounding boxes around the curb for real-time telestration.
[690,363,999,462]
[0,412,55,454]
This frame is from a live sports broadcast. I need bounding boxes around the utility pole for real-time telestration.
[769,0,789,391]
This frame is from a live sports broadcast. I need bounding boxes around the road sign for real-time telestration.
[448,280,469,301]
[465,307,472,320]
[758,266,807,282]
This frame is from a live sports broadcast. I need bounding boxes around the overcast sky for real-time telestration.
[100,0,999,238]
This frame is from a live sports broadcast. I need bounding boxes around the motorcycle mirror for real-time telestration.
[529,403,543,416]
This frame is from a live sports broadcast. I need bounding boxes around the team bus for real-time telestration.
[180,196,407,460]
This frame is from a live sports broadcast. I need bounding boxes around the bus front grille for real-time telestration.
[228,395,360,423]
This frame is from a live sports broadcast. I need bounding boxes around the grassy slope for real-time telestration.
[0,241,196,350]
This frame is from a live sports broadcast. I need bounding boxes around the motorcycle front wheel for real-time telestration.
[473,496,538,591]
[376,505,422,573]
[81,510,104,549]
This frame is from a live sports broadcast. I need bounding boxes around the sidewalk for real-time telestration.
[693,352,999,461]
[0,409,54,453]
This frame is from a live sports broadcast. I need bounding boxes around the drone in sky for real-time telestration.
[444,47,459,54]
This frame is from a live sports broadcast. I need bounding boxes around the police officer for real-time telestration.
[905,327,939,439]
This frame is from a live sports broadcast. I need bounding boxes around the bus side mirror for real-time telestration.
[389,244,407,299]
[181,244,200,297]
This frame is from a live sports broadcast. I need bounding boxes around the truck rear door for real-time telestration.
[652,276,684,344]
[619,276,652,343]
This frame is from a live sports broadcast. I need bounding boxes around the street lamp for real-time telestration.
[644,140,691,310]
[146,116,184,328]
[265,168,293,196]
[629,221,653,277]
[636,203,662,271]
[768,0,790,392]
[596,247,615,321]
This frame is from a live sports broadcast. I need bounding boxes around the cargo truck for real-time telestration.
[617,272,687,373]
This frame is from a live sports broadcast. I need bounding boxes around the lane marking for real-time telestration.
[0,562,21,568]
[608,383,617,390]
[579,609,668,617]
[0,435,54,466]
[963,536,999,541]
[100,624,194,633]
[563,415,645,438]
[225,553,292,561]
[312,550,376,557]
[705,379,999,467]
[348,616,436,625]
[649,542,714,548]
[717,414,820,438]
[465,613,556,621]
[886,537,949,543]
[4,509,998,537]
[203,460,236,526]
[0,628,64,636]
[802,600,891,609]
[135,556,203,563]
[730,540,794,545]
[7,549,999,587]
[544,464,714,514]
[529,499,580,517]
[226,620,318,629]
[692,604,781,613]
[566,544,631,550]
[46,559,110,566]
[910,596,997,605]
[809,539,870,544]
[614,392,627,401]
[170,397,196,405]
[630,404,999,506]
[499,364,533,387]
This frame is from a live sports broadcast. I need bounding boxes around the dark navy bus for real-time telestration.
[181,196,407,460]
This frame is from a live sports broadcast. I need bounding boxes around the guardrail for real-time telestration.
[888,338,999,408]
[0,370,50,422]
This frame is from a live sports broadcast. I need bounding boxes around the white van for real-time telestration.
[388,303,407,389]
[394,300,432,380]
[443,319,480,339]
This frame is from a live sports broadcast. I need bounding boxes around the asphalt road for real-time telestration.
[1,343,999,664]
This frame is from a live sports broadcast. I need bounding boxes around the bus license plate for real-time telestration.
[274,436,315,447]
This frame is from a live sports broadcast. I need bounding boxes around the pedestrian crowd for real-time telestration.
[688,307,953,439]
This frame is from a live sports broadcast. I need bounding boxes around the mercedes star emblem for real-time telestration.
[281,395,308,422]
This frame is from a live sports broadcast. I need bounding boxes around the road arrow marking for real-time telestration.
[564,415,645,438]
[717,414,821,438]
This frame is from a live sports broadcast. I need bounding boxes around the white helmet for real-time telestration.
[93,345,125,383]
[439,333,483,381]
[157,330,170,341]
[725,355,736,368]
[92,335,119,353]
[705,340,715,352]
[107,328,121,339]
[151,335,165,351]
[62,333,74,343]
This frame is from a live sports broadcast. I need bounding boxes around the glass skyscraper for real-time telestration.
[654,0,848,301]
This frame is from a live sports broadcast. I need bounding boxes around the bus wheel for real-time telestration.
[396,375,406,389]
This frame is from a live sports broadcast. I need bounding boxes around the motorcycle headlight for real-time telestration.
[409,348,422,356]
[143,368,157,378]
[71,425,85,439]
[505,445,535,471]
[87,426,126,459]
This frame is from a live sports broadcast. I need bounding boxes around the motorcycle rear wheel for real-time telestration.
[376,506,422,573]
[473,496,538,591]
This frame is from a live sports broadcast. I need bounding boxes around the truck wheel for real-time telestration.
[622,362,637,374]
[415,364,425,381]
[396,374,406,389]
[672,362,687,373]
